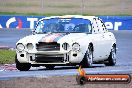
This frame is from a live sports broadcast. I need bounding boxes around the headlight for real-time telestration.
[16,43,25,52]
[72,43,80,52]
[27,43,34,50]
[62,43,70,50]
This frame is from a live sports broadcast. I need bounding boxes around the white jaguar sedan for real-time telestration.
[15,15,116,71]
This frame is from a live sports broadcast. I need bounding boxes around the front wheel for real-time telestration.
[15,55,31,71]
[80,45,93,68]
[105,45,116,66]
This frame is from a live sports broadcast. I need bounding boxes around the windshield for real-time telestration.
[35,18,92,33]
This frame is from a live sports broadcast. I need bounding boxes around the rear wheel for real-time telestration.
[80,45,93,68]
[15,55,31,71]
[105,45,116,66]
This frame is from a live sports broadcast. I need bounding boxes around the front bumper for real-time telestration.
[16,48,84,65]
[17,50,71,64]
[30,53,70,64]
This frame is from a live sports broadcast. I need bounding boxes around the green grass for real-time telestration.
[0,49,16,64]
[0,2,39,7]
[0,12,68,16]
[0,12,44,16]
[0,11,88,16]
[46,4,79,8]
[0,11,131,16]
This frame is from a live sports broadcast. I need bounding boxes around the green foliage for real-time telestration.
[0,49,16,64]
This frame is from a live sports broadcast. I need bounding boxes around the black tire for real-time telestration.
[80,45,93,68]
[15,55,31,71]
[105,45,116,66]
[45,65,55,70]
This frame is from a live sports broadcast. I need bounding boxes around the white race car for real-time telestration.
[15,15,116,71]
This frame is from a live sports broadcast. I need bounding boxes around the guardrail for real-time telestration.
[0,16,132,30]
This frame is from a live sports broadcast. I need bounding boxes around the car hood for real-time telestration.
[17,33,87,44]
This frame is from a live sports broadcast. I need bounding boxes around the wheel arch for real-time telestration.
[88,42,94,52]
[112,43,116,53]
[111,43,116,49]
[113,43,116,48]
[80,42,94,68]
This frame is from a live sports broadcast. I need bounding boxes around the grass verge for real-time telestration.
[0,12,92,16]
[0,12,131,16]
[0,12,75,16]
[0,49,15,64]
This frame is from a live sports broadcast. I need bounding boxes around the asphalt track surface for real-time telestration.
[0,29,132,80]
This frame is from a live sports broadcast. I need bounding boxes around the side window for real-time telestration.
[92,18,99,34]
[97,19,104,33]
[92,18,107,34]
[96,18,107,33]
[99,19,107,33]
[102,21,107,32]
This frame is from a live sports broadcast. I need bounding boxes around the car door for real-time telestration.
[96,18,112,59]
[91,18,108,61]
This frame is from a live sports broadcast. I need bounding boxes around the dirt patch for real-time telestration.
[0,75,132,88]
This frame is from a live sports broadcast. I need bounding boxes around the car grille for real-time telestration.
[35,54,64,63]
[36,42,60,51]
